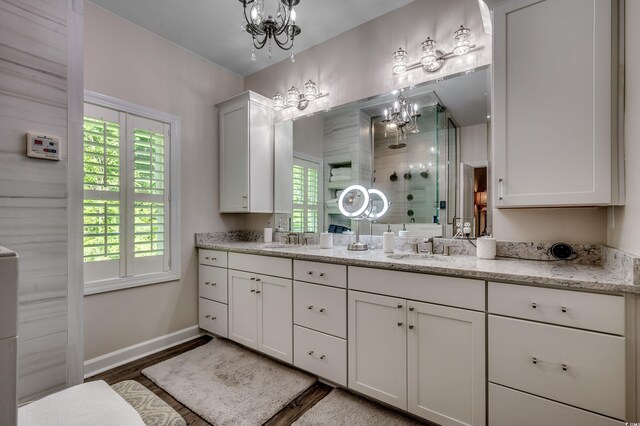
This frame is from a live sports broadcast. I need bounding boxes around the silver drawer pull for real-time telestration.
[561,306,568,313]
[211,316,216,320]
[319,272,325,277]
[250,289,256,293]
[398,322,403,326]
[256,278,261,282]
[306,305,326,313]
[250,277,256,281]
[205,256,217,261]
[531,302,537,309]
[205,282,216,286]
[307,271,313,275]
[532,357,568,371]
[307,305,313,310]
[205,315,210,319]
[308,351,326,360]
[256,289,261,294]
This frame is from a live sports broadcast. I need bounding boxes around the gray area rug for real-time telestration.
[294,388,425,425]
[142,338,316,426]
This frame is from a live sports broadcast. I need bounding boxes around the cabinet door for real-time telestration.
[257,275,292,363]
[219,101,249,212]
[348,291,407,410]
[493,0,613,207]
[408,301,485,426]
[248,100,274,213]
[228,270,258,349]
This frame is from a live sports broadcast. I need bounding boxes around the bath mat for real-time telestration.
[111,380,185,426]
[142,338,316,426]
[293,388,425,425]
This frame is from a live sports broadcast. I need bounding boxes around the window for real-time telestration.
[83,92,180,294]
[292,157,320,233]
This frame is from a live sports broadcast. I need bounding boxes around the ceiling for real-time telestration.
[89,0,415,76]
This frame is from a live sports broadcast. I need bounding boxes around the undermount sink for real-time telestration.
[387,253,439,260]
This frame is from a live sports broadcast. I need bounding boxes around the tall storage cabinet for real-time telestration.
[492,0,622,207]
[217,91,274,213]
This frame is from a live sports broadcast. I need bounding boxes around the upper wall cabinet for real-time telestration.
[492,0,622,208]
[218,91,274,213]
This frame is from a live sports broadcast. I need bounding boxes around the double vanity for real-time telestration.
[195,241,635,426]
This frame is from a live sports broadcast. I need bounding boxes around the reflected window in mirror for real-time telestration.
[292,157,320,233]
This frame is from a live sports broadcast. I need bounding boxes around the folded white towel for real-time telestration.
[329,175,352,182]
[18,381,145,426]
[331,167,352,176]
[326,198,338,207]
[336,190,344,198]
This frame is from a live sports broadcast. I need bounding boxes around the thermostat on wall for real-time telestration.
[26,133,61,161]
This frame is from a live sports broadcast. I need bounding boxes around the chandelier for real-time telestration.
[240,0,301,60]
[381,95,421,140]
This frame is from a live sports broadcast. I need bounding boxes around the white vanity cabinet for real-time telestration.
[488,282,628,423]
[293,260,348,386]
[217,91,274,213]
[228,253,293,363]
[492,0,622,207]
[198,249,228,338]
[348,267,486,426]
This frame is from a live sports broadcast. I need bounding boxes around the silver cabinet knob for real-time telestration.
[409,306,414,311]
[531,302,537,309]
[307,305,313,310]
[398,322,403,326]
[307,271,313,275]
[561,306,568,313]
[319,272,325,277]
[397,304,403,309]
[409,325,414,329]
[250,289,256,293]
[250,277,256,281]
[256,278,261,282]
[256,290,261,294]
[205,315,210,319]
[319,308,325,313]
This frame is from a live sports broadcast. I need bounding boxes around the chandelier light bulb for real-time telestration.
[453,25,472,56]
[287,86,300,106]
[392,47,408,74]
[290,8,296,22]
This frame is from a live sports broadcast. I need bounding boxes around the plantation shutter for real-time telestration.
[292,158,320,233]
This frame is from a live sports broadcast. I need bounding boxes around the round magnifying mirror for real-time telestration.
[364,189,390,221]
[338,185,370,218]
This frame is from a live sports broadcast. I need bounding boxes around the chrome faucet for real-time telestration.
[286,233,300,245]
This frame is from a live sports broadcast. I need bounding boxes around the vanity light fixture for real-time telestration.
[272,80,328,111]
[392,25,476,74]
[240,0,301,61]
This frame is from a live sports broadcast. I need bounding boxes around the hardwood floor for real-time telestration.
[86,336,333,425]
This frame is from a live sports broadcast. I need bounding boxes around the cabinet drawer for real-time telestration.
[199,265,228,303]
[294,281,346,338]
[294,325,347,386]
[489,316,625,419]
[489,383,623,426]
[199,298,228,338]
[229,252,291,278]
[488,282,625,335]
[349,266,484,311]
[199,249,227,268]
[294,260,346,288]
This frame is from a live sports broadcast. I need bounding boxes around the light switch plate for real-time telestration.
[26,133,61,161]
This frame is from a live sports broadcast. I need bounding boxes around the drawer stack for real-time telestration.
[293,260,347,386]
[488,282,627,425]
[198,249,229,337]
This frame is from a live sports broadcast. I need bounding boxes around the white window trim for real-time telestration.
[83,90,181,295]
[292,152,323,233]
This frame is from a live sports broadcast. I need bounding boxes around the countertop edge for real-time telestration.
[196,243,638,295]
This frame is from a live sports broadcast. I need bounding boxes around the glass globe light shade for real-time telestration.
[304,80,318,101]
[420,37,438,66]
[453,25,472,56]
[272,92,285,111]
[392,47,407,74]
[286,86,300,106]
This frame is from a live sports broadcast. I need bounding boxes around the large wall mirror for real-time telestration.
[277,65,491,238]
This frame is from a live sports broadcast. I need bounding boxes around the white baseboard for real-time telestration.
[84,325,204,378]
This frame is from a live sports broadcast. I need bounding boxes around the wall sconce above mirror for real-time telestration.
[392,25,477,75]
[273,80,328,111]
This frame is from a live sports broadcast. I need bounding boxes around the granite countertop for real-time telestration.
[196,241,638,294]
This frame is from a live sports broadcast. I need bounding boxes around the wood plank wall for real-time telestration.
[0,0,83,402]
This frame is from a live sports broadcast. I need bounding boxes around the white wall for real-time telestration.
[293,114,324,159]
[460,123,488,164]
[83,2,244,360]
[608,1,640,255]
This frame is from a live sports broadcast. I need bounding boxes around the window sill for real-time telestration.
[84,271,180,296]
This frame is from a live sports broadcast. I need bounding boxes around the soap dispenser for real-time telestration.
[264,221,273,243]
[383,225,395,253]
[398,223,409,237]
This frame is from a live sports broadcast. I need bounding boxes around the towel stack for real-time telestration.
[329,167,352,182]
